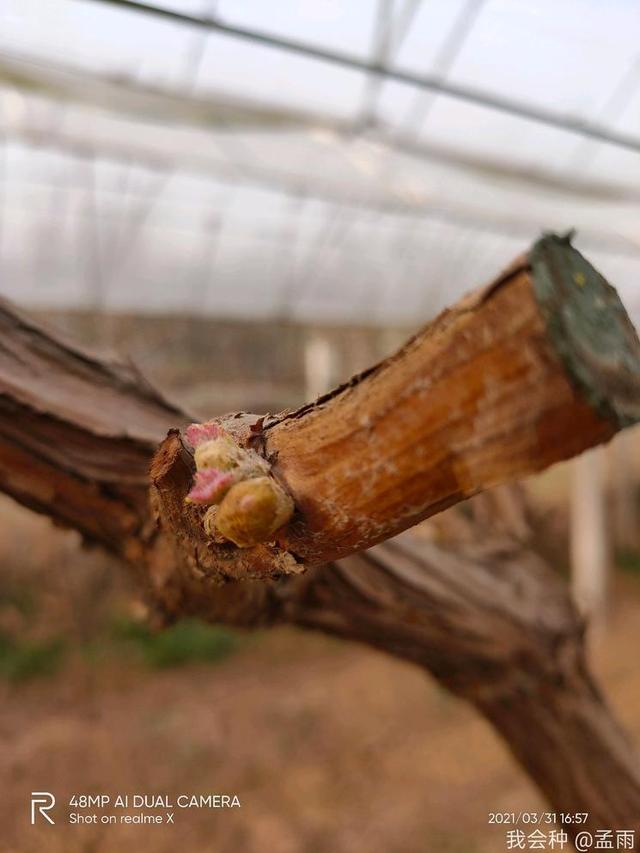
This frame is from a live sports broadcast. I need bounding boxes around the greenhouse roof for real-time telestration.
[1,0,639,324]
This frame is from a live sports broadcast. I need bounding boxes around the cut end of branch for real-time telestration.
[531,233,640,427]
[149,429,303,583]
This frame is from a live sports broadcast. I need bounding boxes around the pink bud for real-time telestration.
[185,421,224,448]
[186,468,234,504]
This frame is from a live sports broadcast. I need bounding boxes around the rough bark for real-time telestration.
[1,234,640,836]
[0,298,186,552]
[263,234,640,564]
[289,508,640,835]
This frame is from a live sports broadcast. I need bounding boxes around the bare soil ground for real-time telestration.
[1,499,640,853]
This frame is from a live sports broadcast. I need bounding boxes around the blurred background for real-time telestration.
[1,1,640,851]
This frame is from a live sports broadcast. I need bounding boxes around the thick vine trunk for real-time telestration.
[291,525,640,837]
[483,668,640,831]
[1,234,640,837]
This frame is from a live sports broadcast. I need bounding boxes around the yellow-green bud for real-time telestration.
[194,436,244,471]
[214,476,294,548]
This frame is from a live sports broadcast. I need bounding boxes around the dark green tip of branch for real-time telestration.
[531,232,640,427]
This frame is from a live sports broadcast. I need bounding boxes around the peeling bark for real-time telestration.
[1,234,640,835]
